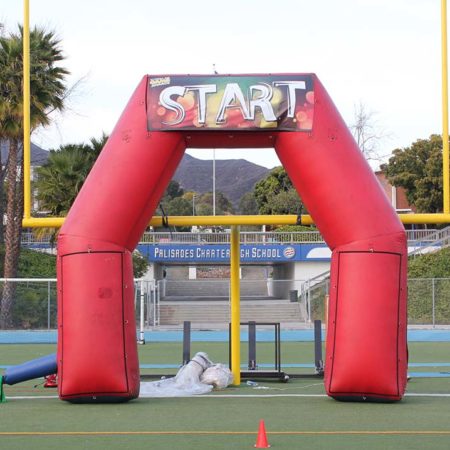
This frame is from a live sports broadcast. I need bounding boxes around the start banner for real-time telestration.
[147,74,314,132]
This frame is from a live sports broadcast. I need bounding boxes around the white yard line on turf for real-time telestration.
[7,392,450,400]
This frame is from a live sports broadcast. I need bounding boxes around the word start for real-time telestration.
[158,81,307,126]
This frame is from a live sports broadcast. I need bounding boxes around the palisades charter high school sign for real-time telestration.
[139,244,332,263]
[147,74,314,131]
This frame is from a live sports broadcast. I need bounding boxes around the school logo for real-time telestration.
[283,246,296,259]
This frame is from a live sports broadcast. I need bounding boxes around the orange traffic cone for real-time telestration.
[254,419,271,448]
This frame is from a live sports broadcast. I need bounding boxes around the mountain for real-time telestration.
[172,153,271,208]
[0,140,269,209]
[0,141,49,166]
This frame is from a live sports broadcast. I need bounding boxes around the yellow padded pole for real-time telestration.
[443,0,450,214]
[230,225,241,385]
[23,0,31,219]
[21,213,450,229]
[22,217,65,228]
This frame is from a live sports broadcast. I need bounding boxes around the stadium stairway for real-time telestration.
[158,300,305,326]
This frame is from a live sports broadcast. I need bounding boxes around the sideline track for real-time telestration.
[1,329,450,344]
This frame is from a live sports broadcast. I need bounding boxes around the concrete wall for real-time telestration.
[292,261,330,281]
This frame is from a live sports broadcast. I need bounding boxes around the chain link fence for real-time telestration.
[408,278,450,326]
[0,278,147,330]
[0,279,57,329]
[306,277,450,327]
[1,277,450,329]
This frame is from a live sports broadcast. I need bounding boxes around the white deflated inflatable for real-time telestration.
[139,352,233,397]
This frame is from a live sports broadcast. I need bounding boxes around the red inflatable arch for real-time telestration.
[57,74,407,403]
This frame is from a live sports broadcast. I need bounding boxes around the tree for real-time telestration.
[33,135,107,248]
[158,183,235,217]
[275,224,317,232]
[197,191,234,215]
[239,191,258,215]
[132,250,149,279]
[253,166,303,215]
[165,197,192,216]
[158,180,184,212]
[349,101,389,162]
[381,135,443,213]
[164,180,184,201]
[195,202,213,216]
[88,133,108,160]
[35,135,107,216]
[268,189,302,215]
[157,180,188,221]
[155,181,194,230]
[0,26,68,328]
[182,191,197,215]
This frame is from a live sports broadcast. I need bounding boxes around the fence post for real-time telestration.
[153,281,157,326]
[432,278,436,329]
[151,281,156,327]
[156,280,160,326]
[47,281,51,330]
[306,280,312,323]
[138,280,145,344]
[149,281,153,326]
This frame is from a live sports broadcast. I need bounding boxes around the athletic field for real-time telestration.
[1,330,450,450]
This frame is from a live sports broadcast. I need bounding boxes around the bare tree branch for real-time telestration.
[349,101,391,162]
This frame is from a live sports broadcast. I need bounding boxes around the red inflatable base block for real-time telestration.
[325,243,407,402]
[57,250,139,403]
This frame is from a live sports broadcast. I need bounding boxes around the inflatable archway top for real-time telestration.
[57,74,407,403]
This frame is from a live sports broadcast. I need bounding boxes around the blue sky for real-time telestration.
[0,0,442,169]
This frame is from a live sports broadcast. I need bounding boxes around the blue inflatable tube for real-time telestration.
[3,353,57,385]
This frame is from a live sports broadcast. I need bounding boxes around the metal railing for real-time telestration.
[21,232,56,246]
[297,226,450,299]
[140,229,441,245]
[300,273,330,323]
[20,228,442,247]
[408,226,450,256]
[139,231,326,244]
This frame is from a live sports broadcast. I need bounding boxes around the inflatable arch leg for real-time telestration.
[57,77,186,402]
[275,77,407,401]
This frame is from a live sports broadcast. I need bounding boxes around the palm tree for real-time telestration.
[36,135,107,216]
[0,26,68,328]
[33,135,108,247]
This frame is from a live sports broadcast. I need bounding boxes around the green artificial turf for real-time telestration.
[2,385,450,450]
[1,342,450,450]
[1,341,447,372]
